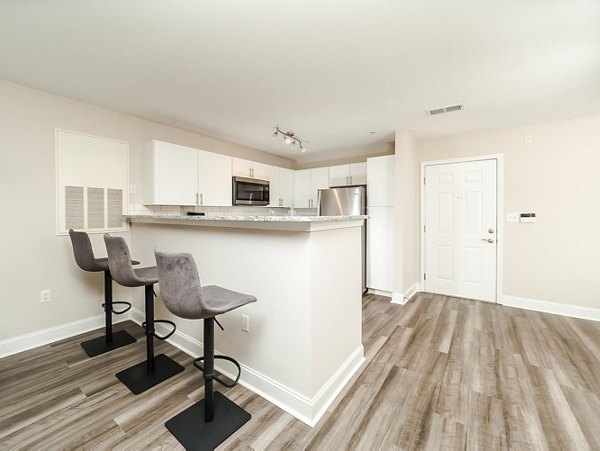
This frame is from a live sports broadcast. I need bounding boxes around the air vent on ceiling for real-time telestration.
[428,104,464,116]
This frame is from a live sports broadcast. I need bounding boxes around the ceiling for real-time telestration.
[0,0,598,162]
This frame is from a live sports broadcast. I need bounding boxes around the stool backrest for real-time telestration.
[68,229,105,272]
[155,250,207,320]
[103,234,139,287]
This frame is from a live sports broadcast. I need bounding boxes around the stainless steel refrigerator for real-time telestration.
[318,186,367,293]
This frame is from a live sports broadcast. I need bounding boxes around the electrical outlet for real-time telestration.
[241,314,250,332]
[129,184,136,194]
[40,289,51,303]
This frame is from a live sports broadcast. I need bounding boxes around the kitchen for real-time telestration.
[2,1,599,449]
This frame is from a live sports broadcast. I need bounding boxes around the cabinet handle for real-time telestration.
[347,176,349,185]
[349,175,353,185]
[196,193,199,205]
[200,193,203,206]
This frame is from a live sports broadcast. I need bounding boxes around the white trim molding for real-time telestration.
[367,288,392,297]
[501,295,600,322]
[131,308,365,427]
[0,313,130,358]
[391,283,420,305]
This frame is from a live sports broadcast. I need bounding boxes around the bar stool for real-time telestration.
[104,234,184,394]
[155,249,257,451]
[68,229,137,357]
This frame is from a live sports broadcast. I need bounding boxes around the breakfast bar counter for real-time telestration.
[126,213,365,426]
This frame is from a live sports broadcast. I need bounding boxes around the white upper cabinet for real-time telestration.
[294,167,328,208]
[278,168,295,207]
[349,162,367,185]
[328,164,350,187]
[144,140,198,205]
[267,166,295,207]
[293,169,313,208]
[328,162,367,186]
[198,150,232,206]
[311,167,329,200]
[232,158,267,180]
[367,155,395,207]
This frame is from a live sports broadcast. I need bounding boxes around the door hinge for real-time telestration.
[423,177,426,185]
[423,273,427,280]
[424,225,426,233]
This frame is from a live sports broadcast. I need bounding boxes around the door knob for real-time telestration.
[488,228,495,234]
[482,238,495,243]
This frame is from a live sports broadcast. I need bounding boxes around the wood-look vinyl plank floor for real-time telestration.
[1,293,599,450]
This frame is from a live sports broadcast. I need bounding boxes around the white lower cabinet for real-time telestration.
[367,206,394,292]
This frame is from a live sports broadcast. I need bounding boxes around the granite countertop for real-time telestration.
[124,213,368,222]
[125,213,367,232]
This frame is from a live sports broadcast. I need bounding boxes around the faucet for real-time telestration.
[289,203,296,216]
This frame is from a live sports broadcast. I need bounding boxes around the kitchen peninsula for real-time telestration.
[125,213,366,426]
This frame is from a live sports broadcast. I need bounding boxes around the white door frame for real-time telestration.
[420,154,504,303]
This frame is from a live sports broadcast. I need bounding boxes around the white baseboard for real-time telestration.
[500,295,600,322]
[367,288,392,297]
[0,313,129,358]
[131,308,364,427]
[391,283,420,305]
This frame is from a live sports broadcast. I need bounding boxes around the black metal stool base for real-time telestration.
[116,353,184,395]
[165,391,251,451]
[80,330,137,357]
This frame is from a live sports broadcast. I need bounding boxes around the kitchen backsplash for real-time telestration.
[128,204,318,216]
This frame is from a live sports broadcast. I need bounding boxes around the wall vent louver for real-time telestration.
[428,104,464,116]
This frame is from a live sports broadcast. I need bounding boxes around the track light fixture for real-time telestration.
[272,126,306,152]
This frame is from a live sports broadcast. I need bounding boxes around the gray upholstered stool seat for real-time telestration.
[68,229,137,357]
[155,250,256,451]
[104,235,184,395]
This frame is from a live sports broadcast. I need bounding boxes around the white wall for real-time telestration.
[0,79,293,342]
[415,115,600,309]
[393,131,420,298]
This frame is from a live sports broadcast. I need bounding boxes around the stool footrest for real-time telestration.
[142,320,176,340]
[101,301,132,315]
[193,355,241,388]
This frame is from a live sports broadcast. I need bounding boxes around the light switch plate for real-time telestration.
[507,213,519,223]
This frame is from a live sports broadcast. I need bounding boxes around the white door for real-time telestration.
[424,159,497,302]
[279,168,295,207]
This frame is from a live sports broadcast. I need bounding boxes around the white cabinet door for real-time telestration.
[349,162,367,185]
[145,140,198,205]
[266,165,280,207]
[232,158,254,178]
[294,169,312,208]
[232,158,266,179]
[367,206,394,292]
[198,150,232,206]
[367,155,395,207]
[252,162,267,180]
[311,167,329,206]
[279,168,295,207]
[328,164,350,187]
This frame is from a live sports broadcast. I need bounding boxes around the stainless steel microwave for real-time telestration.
[232,176,270,206]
